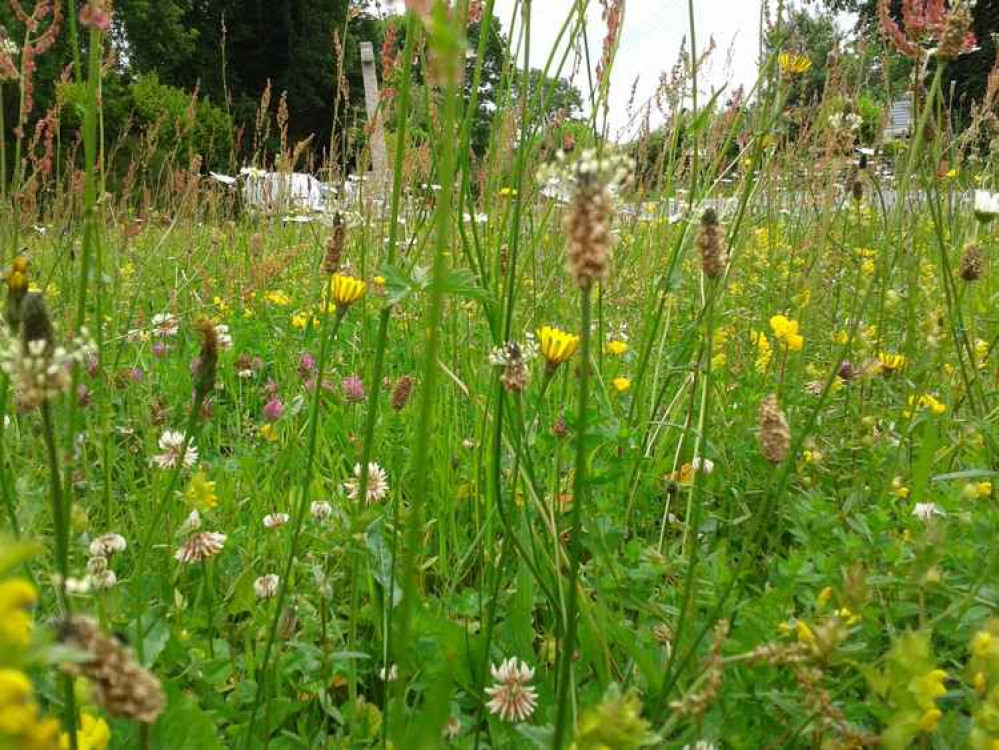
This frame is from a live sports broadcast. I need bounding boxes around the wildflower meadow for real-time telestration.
[0,0,998,748]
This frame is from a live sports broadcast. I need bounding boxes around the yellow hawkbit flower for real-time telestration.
[878,351,906,374]
[265,290,292,307]
[538,326,580,368]
[606,340,628,356]
[329,274,367,309]
[611,377,632,393]
[779,51,812,75]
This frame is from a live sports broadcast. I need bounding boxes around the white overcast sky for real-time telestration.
[491,0,768,139]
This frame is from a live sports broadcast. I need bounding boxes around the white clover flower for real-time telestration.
[263,512,290,529]
[484,657,537,723]
[691,456,714,475]
[175,531,226,563]
[912,502,945,522]
[310,501,333,521]
[88,533,127,557]
[344,462,390,503]
[151,313,179,338]
[254,574,280,599]
[152,430,197,470]
[215,323,233,349]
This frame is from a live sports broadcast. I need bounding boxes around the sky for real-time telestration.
[490,0,769,139]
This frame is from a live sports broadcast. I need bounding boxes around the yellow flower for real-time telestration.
[795,620,816,645]
[611,377,632,393]
[265,290,292,307]
[606,340,629,356]
[918,708,942,733]
[329,274,367,309]
[751,331,773,373]
[817,586,832,606]
[62,713,111,750]
[291,311,310,329]
[877,352,906,374]
[259,424,278,443]
[909,393,947,416]
[185,471,218,511]
[893,484,911,499]
[0,579,37,647]
[769,314,804,352]
[972,671,987,694]
[779,51,812,75]
[498,187,518,198]
[861,259,876,275]
[971,631,995,659]
[910,669,947,712]
[538,326,580,367]
[373,275,386,286]
[836,607,861,625]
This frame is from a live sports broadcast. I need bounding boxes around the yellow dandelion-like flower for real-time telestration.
[779,51,812,75]
[606,340,628,356]
[877,352,906,375]
[611,377,632,393]
[265,290,292,307]
[329,274,367,309]
[538,326,580,368]
[259,424,278,443]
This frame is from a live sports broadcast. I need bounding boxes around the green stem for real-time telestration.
[552,282,592,749]
[40,403,78,750]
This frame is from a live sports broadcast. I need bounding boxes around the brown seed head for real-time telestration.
[391,375,414,411]
[758,393,790,463]
[937,4,973,61]
[565,177,612,288]
[193,318,218,397]
[697,208,727,279]
[960,244,984,281]
[323,214,346,275]
[59,616,166,724]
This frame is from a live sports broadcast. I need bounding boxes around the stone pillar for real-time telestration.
[359,42,389,186]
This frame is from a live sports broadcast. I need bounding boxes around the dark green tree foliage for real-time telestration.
[115,0,380,155]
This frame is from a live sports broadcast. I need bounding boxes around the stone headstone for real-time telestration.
[359,41,389,185]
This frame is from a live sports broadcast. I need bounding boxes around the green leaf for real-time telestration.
[150,687,224,750]
[0,540,42,575]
